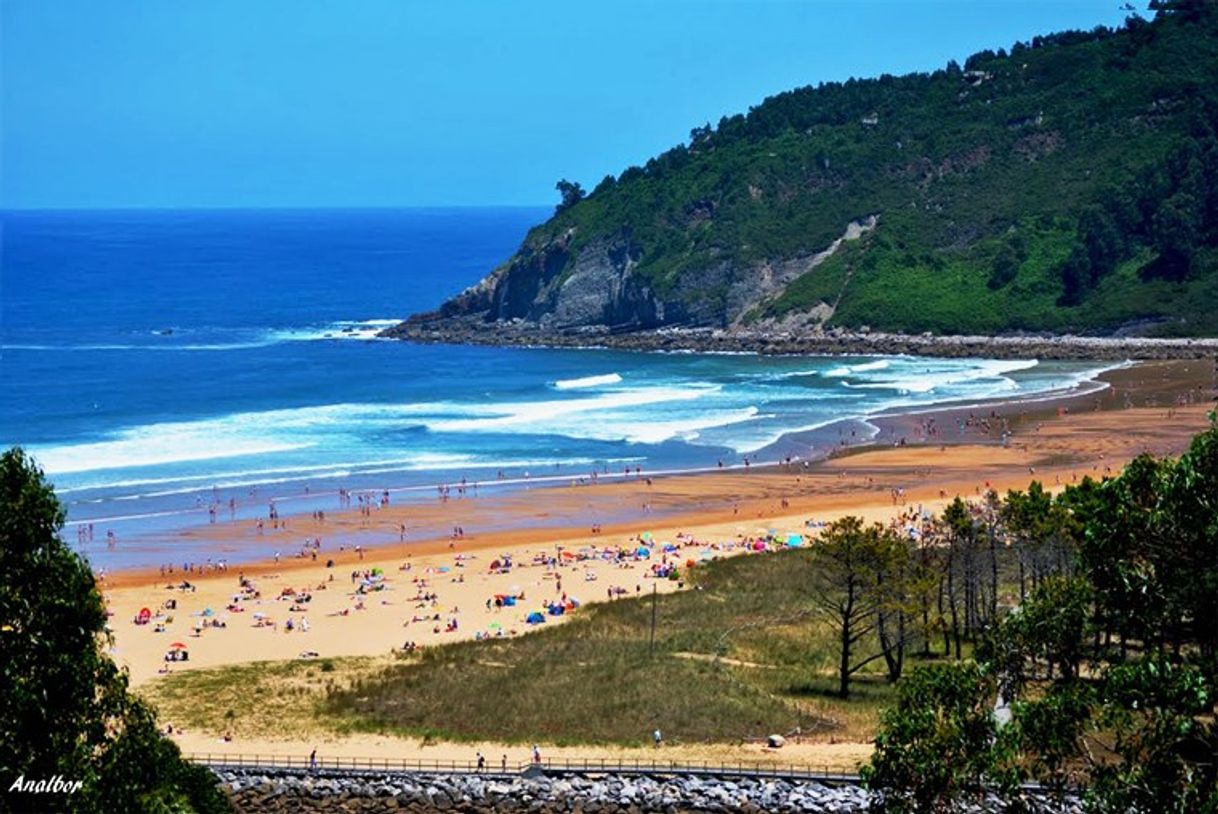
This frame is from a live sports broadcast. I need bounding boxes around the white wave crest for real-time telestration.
[421,385,719,434]
[267,319,402,343]
[26,385,722,476]
[842,359,1039,394]
[824,359,892,377]
[610,407,761,445]
[29,432,311,475]
[552,373,623,390]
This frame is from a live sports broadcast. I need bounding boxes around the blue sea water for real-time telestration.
[1,209,1114,569]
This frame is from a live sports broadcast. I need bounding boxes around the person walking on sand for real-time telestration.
[309,749,317,770]
[532,744,541,765]
[476,752,485,772]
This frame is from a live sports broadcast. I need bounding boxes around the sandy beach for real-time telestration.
[97,359,1215,764]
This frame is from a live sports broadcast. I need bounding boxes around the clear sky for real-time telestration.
[2,1,1135,209]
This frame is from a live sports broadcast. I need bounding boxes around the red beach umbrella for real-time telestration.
[169,642,188,650]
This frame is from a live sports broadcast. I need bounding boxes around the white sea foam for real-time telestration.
[597,407,761,445]
[29,401,508,475]
[30,432,311,476]
[63,508,201,526]
[761,369,822,381]
[843,359,1038,394]
[266,318,402,343]
[31,386,720,477]
[419,385,719,434]
[824,359,892,377]
[552,373,623,390]
[68,455,637,502]
[55,455,469,494]
[848,359,892,373]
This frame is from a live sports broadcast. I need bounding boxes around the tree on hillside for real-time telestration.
[0,448,229,813]
[554,179,585,214]
[1152,192,1202,279]
[986,243,1021,290]
[809,517,911,697]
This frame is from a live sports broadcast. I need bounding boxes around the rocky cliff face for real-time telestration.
[407,228,685,332]
[401,217,877,335]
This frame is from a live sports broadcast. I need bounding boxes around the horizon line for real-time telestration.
[0,203,553,214]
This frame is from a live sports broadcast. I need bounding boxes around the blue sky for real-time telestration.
[2,1,1134,209]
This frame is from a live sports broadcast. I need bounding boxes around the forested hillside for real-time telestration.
[399,1,1218,339]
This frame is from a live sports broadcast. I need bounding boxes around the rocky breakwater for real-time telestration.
[383,319,1218,363]
[216,768,1084,814]
[217,768,872,813]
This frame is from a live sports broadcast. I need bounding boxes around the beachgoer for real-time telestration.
[310,749,317,769]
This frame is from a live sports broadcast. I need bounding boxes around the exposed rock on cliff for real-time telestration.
[406,216,878,334]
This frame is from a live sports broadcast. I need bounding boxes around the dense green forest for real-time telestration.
[864,413,1218,813]
[472,0,1218,337]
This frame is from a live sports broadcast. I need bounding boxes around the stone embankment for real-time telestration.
[384,321,1218,362]
[218,769,866,813]
[215,768,1081,813]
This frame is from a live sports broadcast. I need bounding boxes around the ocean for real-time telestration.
[1,208,1115,570]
